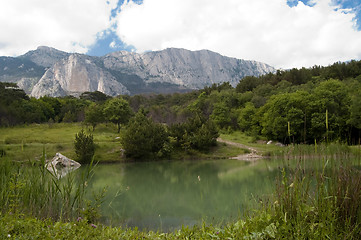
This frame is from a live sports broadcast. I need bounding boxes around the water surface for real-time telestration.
[87,159,279,231]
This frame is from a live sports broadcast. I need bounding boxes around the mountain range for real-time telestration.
[0,46,276,97]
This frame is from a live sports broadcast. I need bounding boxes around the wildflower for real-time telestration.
[8,234,11,238]
[77,217,82,222]
[90,223,97,228]
[198,175,201,181]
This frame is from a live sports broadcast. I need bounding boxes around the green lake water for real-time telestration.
[87,159,280,231]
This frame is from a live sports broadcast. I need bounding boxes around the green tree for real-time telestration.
[211,101,231,129]
[188,119,219,151]
[260,91,310,143]
[74,129,95,163]
[84,103,104,131]
[103,97,133,133]
[238,102,257,134]
[121,110,169,160]
[347,94,361,143]
[169,114,219,152]
[39,96,61,121]
[236,76,262,93]
[59,96,88,122]
[19,98,47,124]
[309,79,350,141]
[80,91,110,102]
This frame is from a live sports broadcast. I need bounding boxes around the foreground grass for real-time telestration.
[0,211,280,240]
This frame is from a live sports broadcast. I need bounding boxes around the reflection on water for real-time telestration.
[86,159,279,231]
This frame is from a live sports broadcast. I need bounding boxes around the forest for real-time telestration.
[1,60,361,156]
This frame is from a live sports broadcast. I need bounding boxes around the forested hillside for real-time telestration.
[1,60,361,145]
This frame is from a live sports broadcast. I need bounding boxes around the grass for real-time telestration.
[0,212,279,240]
[219,131,284,155]
[0,154,99,223]
[170,142,247,161]
[0,123,123,163]
[269,151,361,238]
[0,123,245,163]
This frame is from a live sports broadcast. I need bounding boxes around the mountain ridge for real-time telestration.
[0,46,276,97]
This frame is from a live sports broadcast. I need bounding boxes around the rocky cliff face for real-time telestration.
[102,48,275,89]
[31,54,129,98]
[0,47,276,97]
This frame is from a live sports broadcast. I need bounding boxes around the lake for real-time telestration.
[86,159,280,231]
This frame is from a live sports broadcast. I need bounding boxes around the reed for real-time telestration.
[0,150,99,222]
[271,143,361,238]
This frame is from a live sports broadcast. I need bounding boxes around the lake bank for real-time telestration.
[0,123,248,164]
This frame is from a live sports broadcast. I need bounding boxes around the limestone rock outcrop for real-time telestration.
[102,48,275,89]
[30,54,129,98]
[45,153,81,179]
[1,47,276,97]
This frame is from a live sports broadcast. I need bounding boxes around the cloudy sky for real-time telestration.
[0,0,360,69]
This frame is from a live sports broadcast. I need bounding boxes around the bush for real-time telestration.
[74,129,95,163]
[169,114,219,152]
[121,110,169,160]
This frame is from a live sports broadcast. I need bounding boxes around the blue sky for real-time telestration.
[1,0,361,69]
[87,0,142,56]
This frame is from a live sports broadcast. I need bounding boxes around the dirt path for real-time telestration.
[217,138,264,162]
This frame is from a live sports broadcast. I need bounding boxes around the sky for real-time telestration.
[0,0,361,69]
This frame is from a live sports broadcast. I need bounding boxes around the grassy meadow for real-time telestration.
[0,123,246,163]
[0,123,122,163]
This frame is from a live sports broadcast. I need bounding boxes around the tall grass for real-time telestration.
[270,143,361,238]
[0,150,99,222]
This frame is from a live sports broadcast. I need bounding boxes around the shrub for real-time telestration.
[121,110,169,160]
[169,114,219,153]
[74,129,95,163]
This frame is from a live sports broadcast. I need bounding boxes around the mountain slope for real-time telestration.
[20,46,69,68]
[0,47,276,97]
[31,54,130,98]
[102,48,275,89]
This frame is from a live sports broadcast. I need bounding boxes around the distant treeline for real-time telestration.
[1,59,361,144]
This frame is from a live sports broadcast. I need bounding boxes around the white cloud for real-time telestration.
[0,0,118,56]
[115,0,361,69]
[109,40,117,48]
